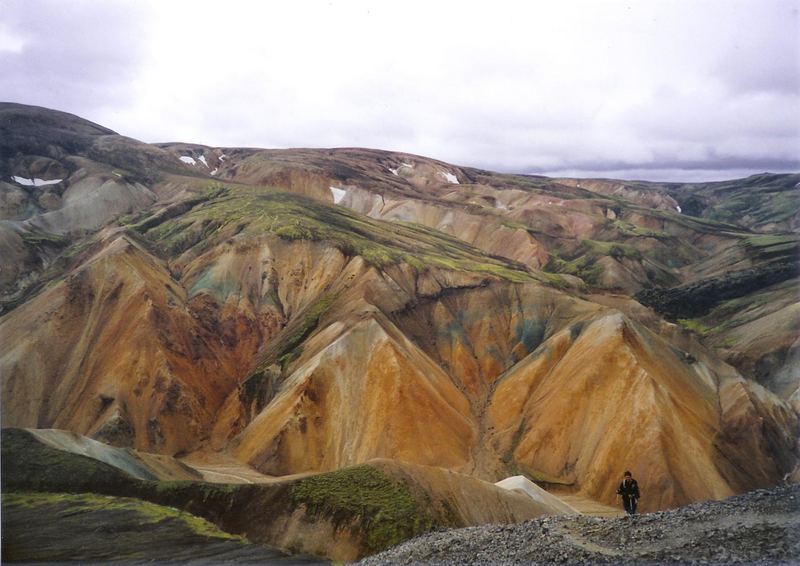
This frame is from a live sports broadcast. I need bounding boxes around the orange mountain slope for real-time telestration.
[1,103,797,515]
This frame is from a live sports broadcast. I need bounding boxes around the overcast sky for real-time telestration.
[1,0,798,181]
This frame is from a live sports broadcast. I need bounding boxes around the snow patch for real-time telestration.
[439,170,459,184]
[675,205,682,213]
[330,186,347,204]
[198,155,209,168]
[11,176,63,187]
[219,154,227,161]
[210,168,218,176]
[389,162,414,176]
[179,156,196,165]
[495,200,508,210]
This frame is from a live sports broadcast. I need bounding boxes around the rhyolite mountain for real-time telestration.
[1,102,798,532]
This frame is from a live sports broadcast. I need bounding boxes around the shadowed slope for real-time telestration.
[2,492,319,565]
[2,428,570,562]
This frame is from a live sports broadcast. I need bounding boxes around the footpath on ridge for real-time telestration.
[360,484,800,565]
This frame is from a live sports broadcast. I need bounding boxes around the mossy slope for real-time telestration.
[1,492,317,564]
[134,186,539,283]
[289,465,436,555]
[1,429,447,561]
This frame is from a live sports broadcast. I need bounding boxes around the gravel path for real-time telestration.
[360,485,800,565]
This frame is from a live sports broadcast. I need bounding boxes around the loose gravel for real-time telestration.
[360,484,800,565]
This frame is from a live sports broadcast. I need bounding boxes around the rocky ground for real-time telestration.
[360,485,800,565]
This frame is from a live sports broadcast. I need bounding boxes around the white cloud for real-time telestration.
[2,0,798,180]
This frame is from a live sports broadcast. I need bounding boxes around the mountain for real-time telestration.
[1,103,798,560]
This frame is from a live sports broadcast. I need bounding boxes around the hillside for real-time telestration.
[1,103,797,561]
[2,428,570,561]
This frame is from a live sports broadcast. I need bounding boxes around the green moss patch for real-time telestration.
[287,293,338,352]
[19,230,69,247]
[677,318,713,336]
[4,491,242,540]
[741,234,800,261]
[135,187,538,283]
[543,238,643,288]
[611,219,670,239]
[290,465,435,554]
[238,291,338,406]
[545,252,604,287]
[0,491,278,564]
[2,430,441,560]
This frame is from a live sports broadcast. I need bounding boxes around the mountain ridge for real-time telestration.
[1,103,797,555]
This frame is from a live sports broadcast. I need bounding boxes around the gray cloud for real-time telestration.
[529,156,800,175]
[0,0,151,117]
[710,2,800,96]
[0,0,797,181]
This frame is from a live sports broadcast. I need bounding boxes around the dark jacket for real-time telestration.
[617,478,640,500]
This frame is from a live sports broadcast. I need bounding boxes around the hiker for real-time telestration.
[616,470,640,515]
